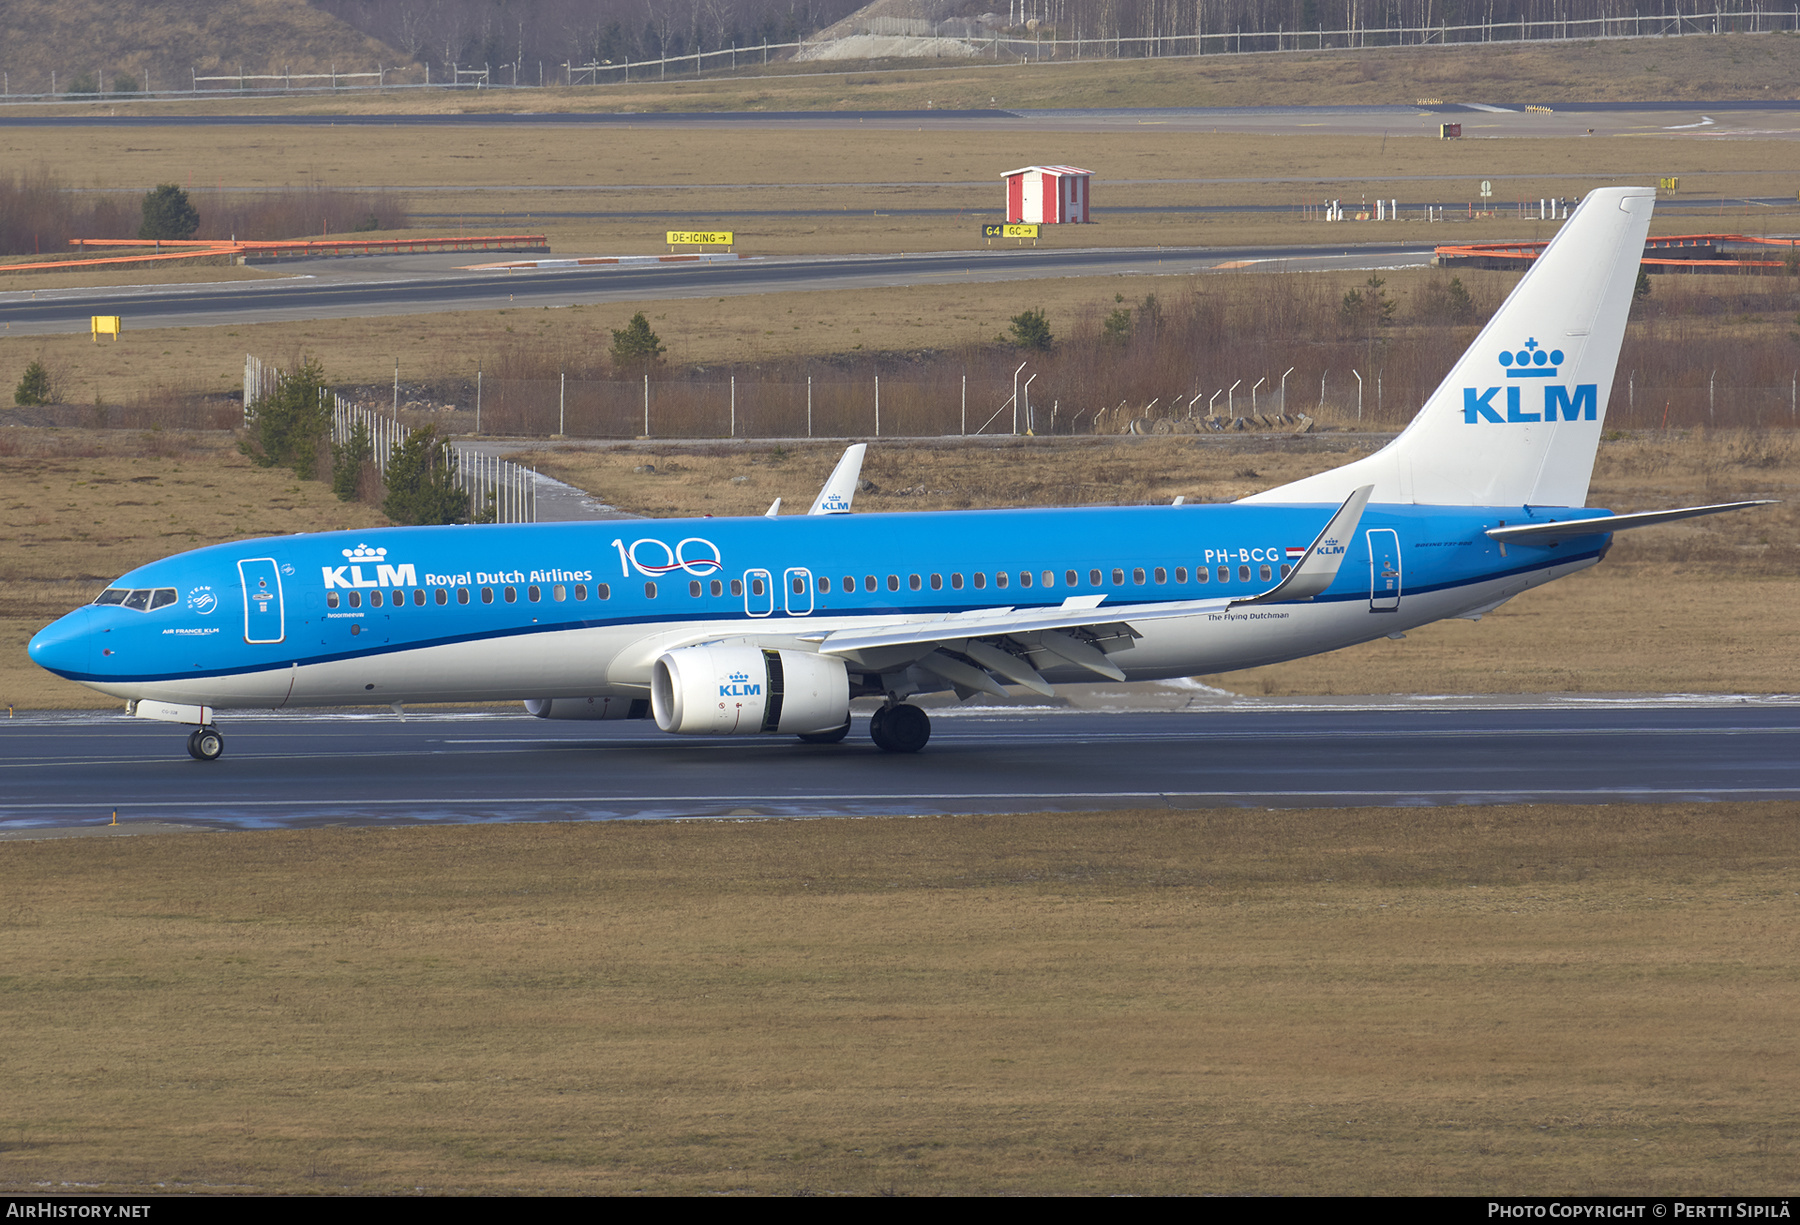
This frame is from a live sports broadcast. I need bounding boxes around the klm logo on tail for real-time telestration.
[1463,337,1596,425]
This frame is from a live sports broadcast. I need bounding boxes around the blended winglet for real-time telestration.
[808,443,867,515]
[1230,485,1373,607]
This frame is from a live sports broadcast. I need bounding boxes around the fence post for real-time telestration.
[644,373,650,436]
[874,375,880,438]
[559,370,565,436]
[807,375,812,438]
[475,366,482,434]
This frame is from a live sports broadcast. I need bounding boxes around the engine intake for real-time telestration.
[652,644,849,736]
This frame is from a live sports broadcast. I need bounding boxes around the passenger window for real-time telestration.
[327,592,341,609]
[1089,569,1102,586]
[645,582,658,599]
[1065,570,1078,587]
[973,572,986,590]
[793,576,805,595]
[729,580,742,597]
[908,574,921,591]
[929,574,942,590]
[818,576,831,593]
[458,588,471,604]
[887,575,899,592]
[1260,564,1272,582]
[1280,564,1292,579]
[414,588,426,606]
[1175,567,1187,583]
[503,587,517,603]
[711,580,723,597]
[371,591,384,608]
[1238,566,1251,582]
[865,575,877,592]
[481,588,494,604]
[996,572,1009,589]
[528,586,541,602]
[552,585,566,602]
[1217,567,1230,584]
[1195,567,1208,584]
[951,573,964,590]
[690,580,702,597]
[1112,569,1124,585]
[1154,567,1167,584]
[436,588,448,605]
[751,577,765,597]
[348,592,362,609]
[597,584,610,600]
[1019,572,1032,588]
[573,584,588,601]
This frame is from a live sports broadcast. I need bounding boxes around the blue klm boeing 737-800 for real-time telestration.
[28,187,1774,760]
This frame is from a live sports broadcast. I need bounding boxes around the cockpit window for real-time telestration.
[94,587,179,611]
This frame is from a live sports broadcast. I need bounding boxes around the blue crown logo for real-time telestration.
[1498,337,1563,378]
[343,544,388,562]
[728,671,750,683]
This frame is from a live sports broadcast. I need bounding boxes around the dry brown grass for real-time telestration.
[0,802,1796,1194]
[17,29,1800,116]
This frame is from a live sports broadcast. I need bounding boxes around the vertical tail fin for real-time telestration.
[1243,186,1655,508]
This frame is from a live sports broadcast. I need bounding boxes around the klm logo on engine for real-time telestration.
[1463,337,1596,424]
[719,670,761,698]
[322,544,417,590]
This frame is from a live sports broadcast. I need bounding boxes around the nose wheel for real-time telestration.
[869,704,930,753]
[186,726,225,762]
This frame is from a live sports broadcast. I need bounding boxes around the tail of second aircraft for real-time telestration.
[1243,186,1655,509]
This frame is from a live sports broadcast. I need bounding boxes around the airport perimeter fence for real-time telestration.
[471,368,1800,438]
[243,355,538,524]
[5,5,1797,102]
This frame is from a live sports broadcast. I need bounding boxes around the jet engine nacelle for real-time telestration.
[652,644,849,736]
[523,697,651,720]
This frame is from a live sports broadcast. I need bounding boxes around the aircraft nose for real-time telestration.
[28,609,97,679]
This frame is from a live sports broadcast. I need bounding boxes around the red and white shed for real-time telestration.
[1003,165,1092,224]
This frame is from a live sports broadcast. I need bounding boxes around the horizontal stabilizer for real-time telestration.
[1485,500,1778,544]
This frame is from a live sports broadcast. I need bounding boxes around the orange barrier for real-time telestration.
[2,234,549,274]
[1436,233,1799,273]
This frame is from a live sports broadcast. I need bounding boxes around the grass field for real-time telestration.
[1,802,1795,1194]
[15,29,1800,116]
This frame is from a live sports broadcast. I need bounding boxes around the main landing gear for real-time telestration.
[868,703,930,754]
[186,726,225,762]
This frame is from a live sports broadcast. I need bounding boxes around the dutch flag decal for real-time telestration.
[1285,546,1308,561]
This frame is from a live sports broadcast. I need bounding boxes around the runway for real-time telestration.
[2,697,1795,832]
[0,242,1436,334]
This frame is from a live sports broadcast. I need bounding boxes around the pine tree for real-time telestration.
[138,184,199,242]
[14,360,53,406]
[331,419,373,501]
[1009,308,1053,351]
[610,312,666,370]
[240,359,331,478]
[382,426,467,525]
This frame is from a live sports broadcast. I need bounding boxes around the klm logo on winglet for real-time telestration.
[719,670,761,698]
[1464,337,1596,424]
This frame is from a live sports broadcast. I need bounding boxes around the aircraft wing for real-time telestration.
[810,486,1373,694]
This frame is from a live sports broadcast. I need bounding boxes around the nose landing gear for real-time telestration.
[869,703,930,753]
[186,726,225,762]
